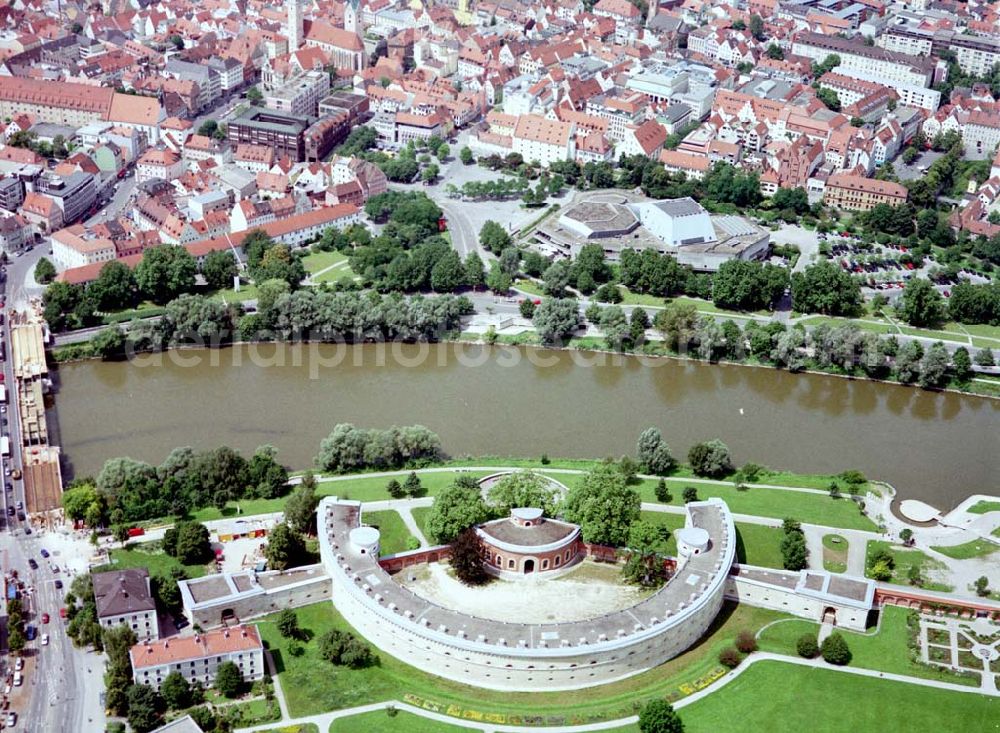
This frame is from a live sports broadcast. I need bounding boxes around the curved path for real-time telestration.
[235,651,997,733]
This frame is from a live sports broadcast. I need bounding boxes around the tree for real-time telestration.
[780,519,809,571]
[897,279,946,327]
[532,298,579,344]
[460,146,474,165]
[421,164,440,183]
[318,629,376,668]
[598,305,629,349]
[478,221,511,254]
[403,471,423,497]
[264,522,307,570]
[638,699,685,733]
[974,576,990,597]
[487,471,559,515]
[90,260,139,310]
[426,481,492,543]
[816,87,841,112]
[749,13,765,40]
[952,346,973,383]
[636,428,676,475]
[315,424,441,473]
[464,252,485,289]
[214,661,244,698]
[485,262,511,294]
[918,341,950,389]
[682,486,698,503]
[386,478,405,499]
[519,298,536,318]
[791,260,862,316]
[92,326,126,360]
[171,521,211,565]
[543,260,572,297]
[975,347,995,367]
[202,250,238,290]
[436,143,450,161]
[198,120,218,138]
[719,646,742,668]
[127,684,166,733]
[622,521,670,587]
[135,245,197,304]
[655,302,698,352]
[276,609,303,640]
[160,671,192,710]
[796,634,819,658]
[430,249,465,292]
[687,440,733,478]
[655,479,672,503]
[450,528,489,585]
[711,260,788,311]
[34,257,56,284]
[561,463,640,546]
[767,43,784,60]
[820,632,852,665]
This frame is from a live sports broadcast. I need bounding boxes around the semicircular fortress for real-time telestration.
[318,494,737,691]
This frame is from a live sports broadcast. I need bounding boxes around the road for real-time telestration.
[0,270,103,732]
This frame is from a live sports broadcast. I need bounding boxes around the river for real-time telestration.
[50,343,999,509]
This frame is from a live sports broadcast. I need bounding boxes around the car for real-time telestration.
[16,510,24,520]
[5,506,12,516]
[15,500,22,510]
[54,579,63,590]
[41,633,48,646]
[50,564,58,573]
[6,710,15,727]
[4,483,10,493]
[27,558,37,570]
[39,548,49,558]
[25,625,35,641]
[14,658,22,671]
[41,612,49,624]
[23,526,30,535]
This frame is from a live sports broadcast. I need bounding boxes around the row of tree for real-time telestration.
[315,423,443,473]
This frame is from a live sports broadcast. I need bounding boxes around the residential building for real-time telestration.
[50,224,117,270]
[130,625,263,689]
[264,70,330,117]
[228,109,311,162]
[511,115,576,167]
[136,149,185,184]
[0,211,32,255]
[93,568,159,640]
[824,173,908,211]
[37,172,96,226]
[791,32,934,88]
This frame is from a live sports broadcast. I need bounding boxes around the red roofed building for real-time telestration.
[130,625,264,689]
[303,20,364,72]
[824,173,907,211]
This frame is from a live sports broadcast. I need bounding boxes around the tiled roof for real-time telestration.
[131,625,262,669]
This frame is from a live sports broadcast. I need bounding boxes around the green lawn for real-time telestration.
[330,711,466,733]
[411,506,432,542]
[302,250,348,274]
[968,501,1000,515]
[757,606,979,686]
[513,278,544,296]
[796,315,895,335]
[259,726,319,733]
[362,510,417,555]
[734,523,784,569]
[312,260,357,284]
[679,660,996,732]
[101,543,210,579]
[930,539,1000,560]
[257,601,787,721]
[209,280,259,304]
[822,533,849,573]
[638,511,685,556]
[866,541,952,592]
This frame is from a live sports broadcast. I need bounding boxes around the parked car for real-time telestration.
[14,658,22,671]
[39,548,49,558]
[27,558,37,570]
[41,613,49,624]
[24,625,35,641]
[41,634,48,646]
[54,579,63,590]
[5,710,14,727]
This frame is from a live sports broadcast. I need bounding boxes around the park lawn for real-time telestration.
[968,500,1000,514]
[330,710,467,733]
[302,250,348,274]
[865,541,952,592]
[756,618,819,655]
[103,543,209,579]
[822,534,849,573]
[513,278,545,296]
[958,321,1000,343]
[638,511,685,556]
[795,315,895,335]
[258,726,319,733]
[411,506,432,541]
[209,281,259,304]
[362,510,417,555]
[930,539,1000,560]
[258,601,787,721]
[734,523,784,569]
[679,660,996,733]
[312,261,358,284]
[223,697,281,727]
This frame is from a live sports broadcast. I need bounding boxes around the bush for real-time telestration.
[682,486,698,503]
[318,629,377,668]
[796,634,819,658]
[820,632,852,665]
[719,646,742,668]
[654,479,672,503]
[638,699,684,733]
[687,439,734,478]
[735,630,758,654]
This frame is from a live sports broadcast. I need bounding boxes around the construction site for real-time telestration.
[9,308,62,520]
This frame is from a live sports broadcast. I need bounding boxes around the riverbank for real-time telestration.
[48,328,1000,400]
[48,341,999,506]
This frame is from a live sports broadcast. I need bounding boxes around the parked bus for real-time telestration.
[0,436,9,458]
[0,384,6,403]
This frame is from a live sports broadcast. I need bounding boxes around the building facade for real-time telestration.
[93,568,160,640]
[130,625,264,689]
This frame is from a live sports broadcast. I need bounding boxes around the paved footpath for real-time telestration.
[236,652,998,733]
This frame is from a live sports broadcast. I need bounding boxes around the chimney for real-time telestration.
[163,639,168,648]
[224,629,230,638]
[241,628,247,638]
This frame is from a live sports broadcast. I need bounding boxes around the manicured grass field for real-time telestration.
[259,725,319,733]
[330,711,466,733]
[821,533,848,573]
[302,250,348,274]
[102,543,209,579]
[679,660,996,732]
[637,511,685,556]
[209,280,259,304]
[758,605,978,686]
[795,315,895,335]
[866,540,952,592]
[968,500,1000,515]
[362,510,416,555]
[930,539,1000,560]
[257,601,786,721]
[411,506,432,541]
[734,522,784,569]
[512,278,544,296]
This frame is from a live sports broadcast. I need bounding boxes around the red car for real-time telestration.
[59,607,67,619]
[41,612,50,624]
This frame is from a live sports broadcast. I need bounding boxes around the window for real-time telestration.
[508,559,515,569]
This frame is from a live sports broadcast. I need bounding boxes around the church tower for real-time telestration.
[287,0,303,51]
[344,0,359,35]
